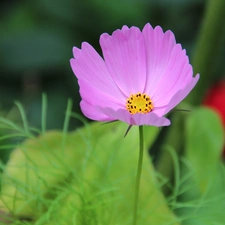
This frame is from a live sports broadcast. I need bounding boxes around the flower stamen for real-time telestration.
[126,92,153,115]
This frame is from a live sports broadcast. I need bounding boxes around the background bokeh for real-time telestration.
[1,2,225,224]
[0,0,206,128]
[0,0,224,161]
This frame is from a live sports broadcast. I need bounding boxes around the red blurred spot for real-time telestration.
[203,80,225,128]
[203,80,225,157]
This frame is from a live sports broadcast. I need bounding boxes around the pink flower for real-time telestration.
[70,23,199,127]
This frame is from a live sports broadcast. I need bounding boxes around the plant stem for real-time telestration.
[132,125,144,225]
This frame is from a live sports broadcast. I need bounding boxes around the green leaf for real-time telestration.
[185,107,224,194]
[0,122,179,225]
[178,107,225,225]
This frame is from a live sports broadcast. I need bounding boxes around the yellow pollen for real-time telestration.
[126,92,153,115]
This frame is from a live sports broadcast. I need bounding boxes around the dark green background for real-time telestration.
[0,0,207,129]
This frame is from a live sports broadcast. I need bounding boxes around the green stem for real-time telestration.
[41,93,47,135]
[132,125,144,225]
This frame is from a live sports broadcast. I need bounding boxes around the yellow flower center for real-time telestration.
[126,92,153,115]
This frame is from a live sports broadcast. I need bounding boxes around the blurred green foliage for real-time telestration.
[0,121,180,225]
[0,105,224,224]
[176,107,225,225]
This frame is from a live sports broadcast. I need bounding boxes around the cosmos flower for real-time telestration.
[70,23,199,127]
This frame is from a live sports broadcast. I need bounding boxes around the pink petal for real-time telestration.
[151,46,192,106]
[142,24,177,97]
[99,107,171,127]
[100,25,147,96]
[70,42,124,101]
[142,24,199,112]
[78,78,124,109]
[164,73,200,115]
[80,101,114,121]
[153,74,199,117]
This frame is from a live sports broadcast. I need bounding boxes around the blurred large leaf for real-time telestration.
[185,107,224,194]
[0,122,179,224]
[177,107,225,225]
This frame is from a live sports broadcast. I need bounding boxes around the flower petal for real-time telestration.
[142,24,177,97]
[70,42,124,100]
[142,24,197,110]
[163,74,200,114]
[151,45,193,106]
[80,100,114,121]
[100,25,147,96]
[78,78,124,109]
[99,107,171,127]
[154,73,200,117]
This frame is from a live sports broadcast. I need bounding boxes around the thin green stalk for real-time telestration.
[132,125,144,225]
[14,101,31,137]
[62,98,73,148]
[41,93,47,135]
